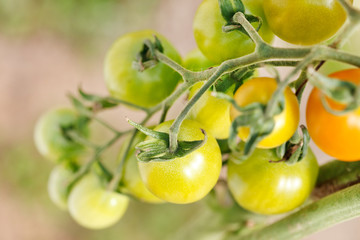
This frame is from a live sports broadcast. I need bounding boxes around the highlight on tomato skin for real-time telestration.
[230,77,300,149]
[227,146,319,215]
[137,119,222,204]
[306,68,360,162]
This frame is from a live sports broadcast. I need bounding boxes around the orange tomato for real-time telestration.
[306,69,360,161]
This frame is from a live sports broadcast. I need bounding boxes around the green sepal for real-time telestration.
[219,0,245,23]
[214,68,255,94]
[78,88,118,110]
[283,125,311,165]
[127,118,208,162]
[133,36,164,72]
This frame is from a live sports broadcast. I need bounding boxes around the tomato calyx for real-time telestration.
[132,36,164,72]
[219,0,262,36]
[127,118,208,162]
[275,125,311,165]
[215,91,284,159]
[307,66,360,115]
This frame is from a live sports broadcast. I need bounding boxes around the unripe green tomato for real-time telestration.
[188,82,232,140]
[48,163,75,210]
[104,30,182,108]
[138,119,222,204]
[193,0,274,63]
[118,133,164,204]
[263,0,348,45]
[68,173,129,229]
[34,107,89,162]
[182,48,215,71]
[227,147,319,215]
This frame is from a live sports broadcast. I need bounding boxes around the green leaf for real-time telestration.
[78,88,118,109]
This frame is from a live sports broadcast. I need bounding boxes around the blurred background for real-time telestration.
[0,0,359,239]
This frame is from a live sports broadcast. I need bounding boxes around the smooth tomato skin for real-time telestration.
[183,48,215,72]
[263,0,347,45]
[188,82,232,139]
[68,173,129,229]
[118,133,164,204]
[105,30,182,108]
[137,119,222,204]
[34,107,89,162]
[48,163,75,210]
[193,0,274,63]
[230,77,300,149]
[227,147,319,215]
[306,69,360,161]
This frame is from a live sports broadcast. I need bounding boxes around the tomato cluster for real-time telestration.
[34,0,360,231]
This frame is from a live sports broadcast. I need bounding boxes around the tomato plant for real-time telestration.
[193,0,274,63]
[34,107,89,162]
[228,146,319,215]
[47,162,76,210]
[230,77,300,149]
[104,30,182,108]
[118,133,164,203]
[306,69,360,161]
[68,173,129,229]
[137,119,222,204]
[263,0,348,45]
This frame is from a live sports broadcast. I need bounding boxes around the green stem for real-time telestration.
[155,51,196,82]
[106,97,151,113]
[108,114,153,191]
[67,132,123,190]
[233,183,360,240]
[232,12,267,48]
[169,53,261,152]
[66,131,99,149]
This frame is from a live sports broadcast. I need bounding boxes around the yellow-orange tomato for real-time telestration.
[230,77,300,148]
[306,69,360,161]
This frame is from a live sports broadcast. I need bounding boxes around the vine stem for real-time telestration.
[67,131,124,189]
[232,183,360,240]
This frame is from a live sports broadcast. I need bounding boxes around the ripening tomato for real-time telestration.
[34,107,89,162]
[118,133,164,204]
[193,0,274,63]
[230,77,300,149]
[306,69,360,161]
[104,30,182,108]
[137,119,222,204]
[187,82,232,139]
[227,146,319,215]
[68,173,129,229]
[263,0,348,45]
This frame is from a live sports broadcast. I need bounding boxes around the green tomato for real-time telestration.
[104,30,182,108]
[138,119,222,204]
[187,82,232,139]
[34,107,89,162]
[183,48,215,71]
[263,0,348,45]
[193,0,274,63]
[227,147,319,215]
[118,133,164,204]
[48,163,75,210]
[68,173,129,229]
